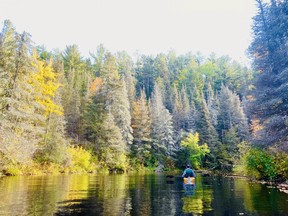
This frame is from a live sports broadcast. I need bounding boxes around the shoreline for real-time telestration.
[217,173,288,195]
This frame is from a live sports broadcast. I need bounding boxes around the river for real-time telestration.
[0,174,287,215]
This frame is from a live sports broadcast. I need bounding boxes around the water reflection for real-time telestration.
[0,174,287,215]
[181,177,213,215]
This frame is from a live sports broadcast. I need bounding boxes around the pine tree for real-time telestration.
[85,78,126,168]
[116,51,136,107]
[218,84,249,142]
[90,44,107,77]
[154,54,172,109]
[62,45,84,141]
[151,83,175,164]
[0,20,17,109]
[205,81,219,128]
[180,85,191,131]
[248,0,288,151]
[112,79,133,145]
[171,85,182,133]
[131,90,151,164]
[194,94,219,153]
[0,27,45,163]
[135,55,157,98]
[101,53,133,146]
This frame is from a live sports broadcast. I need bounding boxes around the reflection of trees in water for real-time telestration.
[56,174,133,216]
[0,176,70,215]
[1,175,287,215]
[234,178,288,215]
[181,176,213,215]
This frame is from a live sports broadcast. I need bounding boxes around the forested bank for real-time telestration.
[0,0,287,182]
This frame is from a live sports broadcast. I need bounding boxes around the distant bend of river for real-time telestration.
[0,174,287,215]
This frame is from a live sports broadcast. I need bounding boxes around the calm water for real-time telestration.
[0,174,287,216]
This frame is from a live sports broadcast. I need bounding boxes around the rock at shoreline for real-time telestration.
[277,183,288,194]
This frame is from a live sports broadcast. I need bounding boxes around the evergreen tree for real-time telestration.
[0,20,17,109]
[248,0,288,151]
[135,55,157,98]
[194,94,219,153]
[0,28,45,163]
[204,81,219,128]
[85,78,126,168]
[171,84,182,133]
[218,85,249,142]
[101,53,133,146]
[151,83,175,165]
[181,85,192,131]
[31,53,68,163]
[62,45,92,142]
[131,90,151,164]
[154,54,172,109]
[90,44,107,77]
[116,51,136,107]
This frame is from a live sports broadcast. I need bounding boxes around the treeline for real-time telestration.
[0,19,251,174]
[0,0,287,181]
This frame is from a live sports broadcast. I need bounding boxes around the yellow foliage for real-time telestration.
[90,77,103,95]
[30,51,63,116]
[3,164,22,176]
[181,132,199,148]
[67,146,93,173]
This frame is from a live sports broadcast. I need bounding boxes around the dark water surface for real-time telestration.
[0,174,287,215]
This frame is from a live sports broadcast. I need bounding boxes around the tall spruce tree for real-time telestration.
[101,53,133,146]
[249,0,288,151]
[0,20,17,107]
[218,85,249,142]
[0,26,45,163]
[85,77,126,168]
[151,83,175,165]
[131,90,151,164]
[116,51,136,108]
[194,93,219,153]
[62,45,84,141]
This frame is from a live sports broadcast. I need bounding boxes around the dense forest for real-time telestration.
[0,0,287,181]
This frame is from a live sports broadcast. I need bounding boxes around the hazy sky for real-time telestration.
[1,0,257,64]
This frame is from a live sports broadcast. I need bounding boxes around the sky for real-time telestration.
[0,0,257,65]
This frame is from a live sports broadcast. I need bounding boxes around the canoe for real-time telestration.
[183,177,195,185]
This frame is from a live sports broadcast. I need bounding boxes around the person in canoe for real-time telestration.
[182,165,196,184]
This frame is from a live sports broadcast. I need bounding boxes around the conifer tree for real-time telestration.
[85,77,126,168]
[61,45,83,141]
[151,83,175,164]
[194,94,219,153]
[248,0,288,150]
[205,81,219,128]
[0,20,17,109]
[218,85,249,142]
[116,51,136,107]
[172,85,182,133]
[31,53,68,163]
[180,85,191,131]
[131,90,151,164]
[101,53,133,146]
[90,44,107,77]
[0,27,45,163]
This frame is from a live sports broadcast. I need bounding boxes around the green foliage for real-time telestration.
[180,132,210,169]
[274,152,288,180]
[245,148,277,181]
[233,141,251,175]
[1,20,255,174]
